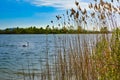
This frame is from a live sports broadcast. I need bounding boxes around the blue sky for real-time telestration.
[1,0,118,30]
[0,0,91,29]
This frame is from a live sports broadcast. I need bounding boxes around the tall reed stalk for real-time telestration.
[16,0,120,80]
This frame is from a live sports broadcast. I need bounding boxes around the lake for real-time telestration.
[0,34,101,80]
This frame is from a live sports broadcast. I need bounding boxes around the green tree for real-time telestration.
[100,27,108,33]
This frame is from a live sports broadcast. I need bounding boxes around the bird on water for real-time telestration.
[22,42,29,47]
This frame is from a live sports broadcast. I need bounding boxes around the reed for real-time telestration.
[16,0,120,80]
[48,0,120,80]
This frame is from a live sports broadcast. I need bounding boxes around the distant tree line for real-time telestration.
[0,26,111,34]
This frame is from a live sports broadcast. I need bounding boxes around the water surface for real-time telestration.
[0,34,101,80]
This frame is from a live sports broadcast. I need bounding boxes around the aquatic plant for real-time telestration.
[16,0,120,80]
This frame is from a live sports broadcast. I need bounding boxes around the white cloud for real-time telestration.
[24,0,89,10]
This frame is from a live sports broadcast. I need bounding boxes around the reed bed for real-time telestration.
[16,30,120,80]
[48,0,120,79]
[50,31,119,80]
[16,0,120,80]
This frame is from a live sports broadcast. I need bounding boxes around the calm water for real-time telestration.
[0,34,100,80]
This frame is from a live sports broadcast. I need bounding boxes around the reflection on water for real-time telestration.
[0,34,100,80]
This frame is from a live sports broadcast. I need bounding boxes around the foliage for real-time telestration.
[100,27,108,33]
[0,26,109,34]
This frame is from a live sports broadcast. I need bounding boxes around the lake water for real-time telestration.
[0,34,101,80]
